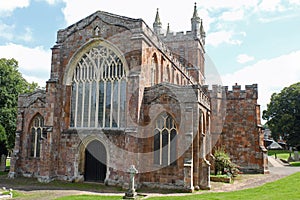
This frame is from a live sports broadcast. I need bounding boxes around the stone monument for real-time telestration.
[123,165,138,199]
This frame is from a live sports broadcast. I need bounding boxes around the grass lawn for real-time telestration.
[290,162,300,166]
[56,172,300,200]
[268,150,290,160]
[6,157,10,167]
[56,195,122,200]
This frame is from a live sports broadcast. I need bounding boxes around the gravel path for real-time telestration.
[1,159,300,199]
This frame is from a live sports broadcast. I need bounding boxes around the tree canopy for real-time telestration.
[0,58,38,152]
[263,82,300,148]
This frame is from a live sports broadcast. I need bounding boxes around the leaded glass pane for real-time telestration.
[70,44,126,129]
[112,81,119,127]
[153,112,177,166]
[105,81,111,127]
[36,128,41,157]
[120,79,126,128]
[154,129,160,165]
[162,129,168,166]
[170,129,177,166]
[30,128,35,157]
[98,81,104,127]
[83,83,90,127]
[90,81,96,127]
[77,82,83,127]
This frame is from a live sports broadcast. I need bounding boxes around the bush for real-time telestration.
[213,146,240,177]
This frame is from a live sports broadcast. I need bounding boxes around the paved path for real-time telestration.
[1,159,300,199]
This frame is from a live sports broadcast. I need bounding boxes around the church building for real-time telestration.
[9,3,268,191]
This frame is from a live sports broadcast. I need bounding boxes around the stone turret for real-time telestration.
[191,2,201,38]
[200,19,206,45]
[153,8,162,35]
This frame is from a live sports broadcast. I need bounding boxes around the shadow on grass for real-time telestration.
[0,175,125,193]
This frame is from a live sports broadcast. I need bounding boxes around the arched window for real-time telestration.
[166,65,170,83]
[30,114,44,158]
[151,54,158,86]
[154,112,177,166]
[70,45,126,128]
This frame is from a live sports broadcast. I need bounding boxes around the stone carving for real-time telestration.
[124,165,138,199]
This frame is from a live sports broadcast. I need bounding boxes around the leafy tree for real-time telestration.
[0,58,38,153]
[263,82,300,148]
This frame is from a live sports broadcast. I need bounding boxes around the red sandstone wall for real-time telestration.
[210,84,268,173]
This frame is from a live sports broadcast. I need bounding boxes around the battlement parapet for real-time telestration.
[204,84,258,100]
[159,30,196,42]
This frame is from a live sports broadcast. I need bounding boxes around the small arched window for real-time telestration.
[151,54,158,86]
[154,112,177,166]
[30,114,44,158]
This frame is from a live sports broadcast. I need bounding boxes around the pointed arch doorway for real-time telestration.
[84,140,107,182]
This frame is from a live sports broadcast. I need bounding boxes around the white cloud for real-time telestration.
[206,31,243,47]
[198,0,259,10]
[258,0,285,12]
[0,43,51,87]
[220,9,244,21]
[289,0,300,5]
[259,13,298,23]
[0,23,14,40]
[237,54,254,64]
[221,51,300,119]
[44,0,60,5]
[0,0,30,16]
[0,23,33,42]
[17,27,33,42]
[61,0,209,33]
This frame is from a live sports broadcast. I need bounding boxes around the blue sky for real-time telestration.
[0,0,300,118]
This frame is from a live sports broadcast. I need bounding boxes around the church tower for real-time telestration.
[153,8,162,35]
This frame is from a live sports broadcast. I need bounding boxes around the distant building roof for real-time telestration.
[267,141,283,150]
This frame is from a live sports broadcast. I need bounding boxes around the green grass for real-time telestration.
[268,150,291,160]
[6,157,10,167]
[56,172,300,200]
[56,195,122,200]
[290,162,300,166]
[0,171,8,176]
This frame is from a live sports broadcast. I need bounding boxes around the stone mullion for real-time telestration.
[159,130,162,165]
[168,128,171,165]
[81,81,85,127]
[102,81,107,127]
[88,81,92,127]
[74,82,79,127]
[110,80,114,128]
[95,80,100,127]
[34,128,37,157]
[117,79,121,127]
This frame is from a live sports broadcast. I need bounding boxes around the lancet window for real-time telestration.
[70,45,126,128]
[30,114,43,158]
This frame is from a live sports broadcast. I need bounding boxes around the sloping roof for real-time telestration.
[267,141,283,150]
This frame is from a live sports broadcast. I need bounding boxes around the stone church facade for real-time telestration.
[9,4,268,191]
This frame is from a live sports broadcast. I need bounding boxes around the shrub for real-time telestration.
[213,146,240,177]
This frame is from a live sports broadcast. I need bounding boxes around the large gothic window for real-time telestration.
[30,114,43,158]
[70,45,126,128]
[154,112,177,166]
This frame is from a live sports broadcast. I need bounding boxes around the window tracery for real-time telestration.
[70,45,126,128]
[154,112,177,166]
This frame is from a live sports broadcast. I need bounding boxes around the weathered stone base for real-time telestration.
[37,176,54,183]
[8,172,16,179]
